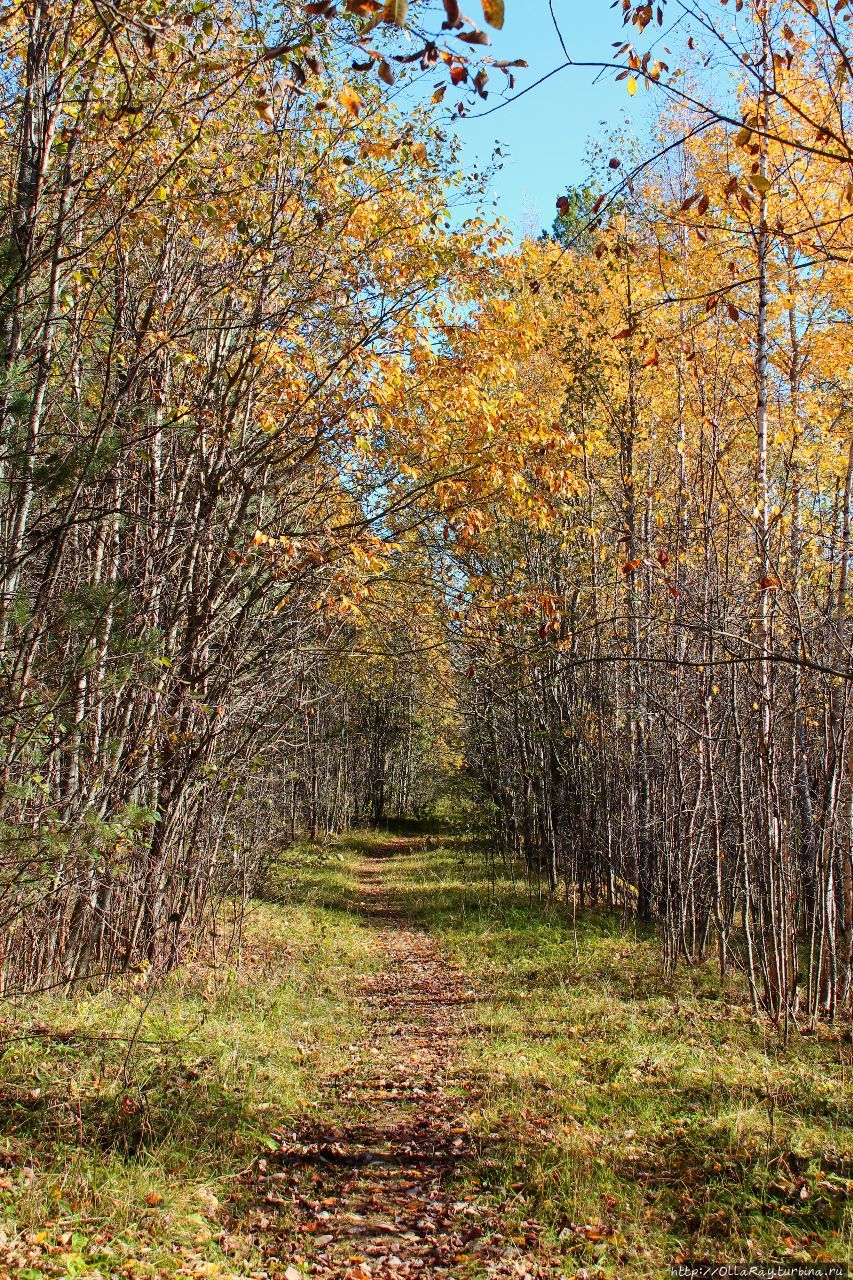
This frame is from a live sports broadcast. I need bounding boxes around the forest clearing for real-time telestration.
[1,0,853,1274]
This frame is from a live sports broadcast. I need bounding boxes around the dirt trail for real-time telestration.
[246,837,553,1280]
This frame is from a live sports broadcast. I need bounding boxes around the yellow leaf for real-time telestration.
[253,98,274,124]
[627,75,638,95]
[339,86,363,117]
[482,0,505,27]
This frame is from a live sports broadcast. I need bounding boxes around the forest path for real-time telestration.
[252,835,551,1280]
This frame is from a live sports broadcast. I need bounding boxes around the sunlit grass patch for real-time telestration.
[388,830,853,1277]
[3,826,851,1279]
[0,840,376,1278]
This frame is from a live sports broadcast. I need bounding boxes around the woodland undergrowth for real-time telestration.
[1,827,850,1279]
[0,843,376,1279]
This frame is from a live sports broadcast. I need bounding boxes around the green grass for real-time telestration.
[0,842,377,1279]
[384,831,853,1277]
[3,825,851,1279]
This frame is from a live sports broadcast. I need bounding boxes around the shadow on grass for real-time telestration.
[0,1052,259,1163]
[0,857,378,1272]
[262,839,358,916]
[367,827,853,1268]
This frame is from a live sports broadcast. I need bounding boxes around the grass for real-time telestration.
[2,823,851,1279]
[383,829,853,1277]
[0,842,377,1279]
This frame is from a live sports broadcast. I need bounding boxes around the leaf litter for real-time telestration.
[234,839,556,1279]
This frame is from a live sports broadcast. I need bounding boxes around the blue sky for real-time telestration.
[444,0,645,236]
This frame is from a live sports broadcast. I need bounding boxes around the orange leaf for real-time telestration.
[383,0,408,24]
[481,0,505,27]
[339,86,363,116]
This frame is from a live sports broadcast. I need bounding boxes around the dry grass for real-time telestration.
[0,844,377,1278]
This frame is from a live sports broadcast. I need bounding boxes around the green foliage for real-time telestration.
[32,433,123,496]
[547,184,602,248]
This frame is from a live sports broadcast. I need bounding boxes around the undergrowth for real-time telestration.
[0,842,375,1279]
[2,824,851,1279]
[385,830,853,1277]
